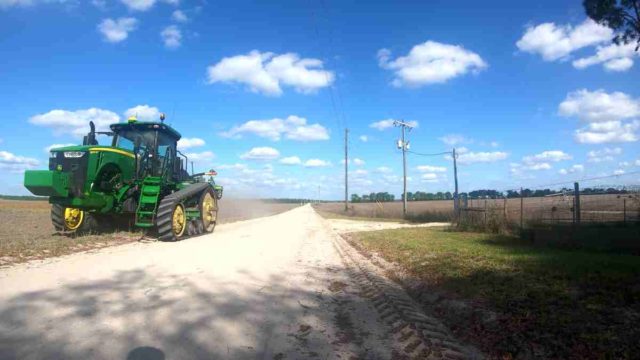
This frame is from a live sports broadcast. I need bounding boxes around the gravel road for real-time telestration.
[0,205,397,360]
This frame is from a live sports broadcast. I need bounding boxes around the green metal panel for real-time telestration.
[24,170,70,197]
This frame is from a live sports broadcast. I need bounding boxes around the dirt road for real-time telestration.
[0,205,473,360]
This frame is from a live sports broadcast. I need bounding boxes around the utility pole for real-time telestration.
[394,120,413,216]
[344,128,349,212]
[453,148,459,218]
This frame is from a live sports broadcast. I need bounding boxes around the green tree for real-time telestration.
[351,194,361,203]
[584,0,640,50]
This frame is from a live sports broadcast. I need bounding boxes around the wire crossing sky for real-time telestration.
[0,0,639,199]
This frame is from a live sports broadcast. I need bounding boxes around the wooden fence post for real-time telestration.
[484,199,488,226]
[520,187,524,230]
[503,197,507,221]
[574,182,581,225]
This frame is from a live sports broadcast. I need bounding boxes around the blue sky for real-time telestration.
[0,0,639,199]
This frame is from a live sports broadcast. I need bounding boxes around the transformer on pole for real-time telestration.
[393,120,413,217]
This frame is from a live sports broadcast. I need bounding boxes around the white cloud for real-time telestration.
[0,0,68,8]
[279,156,301,165]
[420,172,447,183]
[44,143,75,153]
[177,137,205,150]
[522,150,572,164]
[416,165,446,172]
[119,0,177,11]
[92,0,106,9]
[304,159,331,167]
[171,9,188,22]
[120,0,154,11]
[217,163,248,171]
[509,162,550,177]
[559,89,640,122]
[239,147,280,161]
[439,134,470,146]
[511,150,570,176]
[558,89,640,144]
[558,164,584,175]
[186,151,215,162]
[369,119,418,131]
[124,104,161,121]
[0,150,39,173]
[97,17,138,43]
[587,147,622,162]
[528,162,552,170]
[456,151,508,164]
[206,50,334,96]
[161,25,181,49]
[516,19,612,61]
[378,41,487,87]
[353,158,365,166]
[359,135,368,142]
[575,121,639,144]
[221,115,329,141]
[613,169,625,175]
[375,166,392,173]
[573,42,637,72]
[30,108,120,137]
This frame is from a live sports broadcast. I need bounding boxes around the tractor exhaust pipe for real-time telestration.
[83,121,97,145]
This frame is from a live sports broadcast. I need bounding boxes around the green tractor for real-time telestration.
[23,114,223,241]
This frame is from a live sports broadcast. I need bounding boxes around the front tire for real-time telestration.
[51,204,97,234]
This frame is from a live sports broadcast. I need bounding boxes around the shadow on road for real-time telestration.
[0,265,390,359]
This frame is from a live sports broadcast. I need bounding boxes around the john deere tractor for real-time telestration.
[23,114,223,241]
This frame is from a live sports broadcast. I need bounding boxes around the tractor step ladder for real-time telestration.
[135,177,162,228]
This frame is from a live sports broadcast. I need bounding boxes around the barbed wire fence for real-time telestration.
[457,171,640,231]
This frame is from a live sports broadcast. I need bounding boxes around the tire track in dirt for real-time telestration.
[326,222,482,360]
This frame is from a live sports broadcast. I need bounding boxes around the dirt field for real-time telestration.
[0,199,300,266]
[316,193,640,224]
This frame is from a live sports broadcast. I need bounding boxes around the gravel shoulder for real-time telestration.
[328,218,449,234]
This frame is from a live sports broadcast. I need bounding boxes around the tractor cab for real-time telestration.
[110,116,188,181]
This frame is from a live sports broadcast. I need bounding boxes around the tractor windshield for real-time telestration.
[114,129,177,178]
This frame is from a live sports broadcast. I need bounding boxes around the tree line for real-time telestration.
[350,187,633,202]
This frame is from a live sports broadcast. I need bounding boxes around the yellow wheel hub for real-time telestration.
[64,207,84,230]
[202,193,216,228]
[172,204,186,237]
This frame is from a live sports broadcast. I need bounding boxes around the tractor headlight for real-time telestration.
[63,151,85,158]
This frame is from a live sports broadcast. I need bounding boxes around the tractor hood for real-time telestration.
[48,145,135,159]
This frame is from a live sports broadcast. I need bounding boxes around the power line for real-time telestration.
[407,150,452,157]
[501,170,640,192]
[307,0,342,130]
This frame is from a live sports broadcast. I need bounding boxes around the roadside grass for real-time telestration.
[351,227,640,358]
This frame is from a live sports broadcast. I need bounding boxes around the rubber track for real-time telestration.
[330,233,481,360]
[156,182,211,241]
